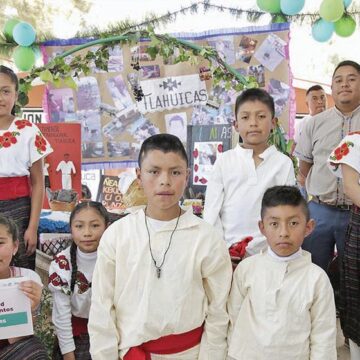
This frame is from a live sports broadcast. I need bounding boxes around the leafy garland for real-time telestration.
[15,25,295,168]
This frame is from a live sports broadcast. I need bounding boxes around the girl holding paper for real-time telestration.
[0,216,47,359]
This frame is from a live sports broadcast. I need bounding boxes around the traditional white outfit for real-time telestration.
[0,119,52,269]
[48,246,96,356]
[204,145,295,254]
[88,207,232,360]
[56,160,76,190]
[227,250,337,360]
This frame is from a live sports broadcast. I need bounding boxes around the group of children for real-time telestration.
[0,64,338,360]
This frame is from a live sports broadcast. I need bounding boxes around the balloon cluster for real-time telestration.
[313,0,355,42]
[256,0,356,42]
[2,19,37,71]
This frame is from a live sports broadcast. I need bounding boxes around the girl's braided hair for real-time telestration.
[69,201,109,292]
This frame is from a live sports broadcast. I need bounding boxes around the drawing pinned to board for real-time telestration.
[208,36,236,65]
[48,88,77,123]
[191,104,234,126]
[107,142,140,160]
[267,78,290,117]
[193,141,223,185]
[82,142,105,159]
[165,112,187,142]
[236,36,258,64]
[77,110,102,143]
[248,64,266,87]
[76,77,101,111]
[106,75,133,111]
[140,65,161,79]
[254,34,286,72]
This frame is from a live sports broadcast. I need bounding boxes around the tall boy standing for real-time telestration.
[88,134,232,360]
[227,186,336,360]
[204,89,295,255]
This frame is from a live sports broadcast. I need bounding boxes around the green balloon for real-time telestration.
[334,14,356,37]
[319,0,344,22]
[272,13,287,23]
[257,0,281,13]
[13,46,36,71]
[2,19,20,42]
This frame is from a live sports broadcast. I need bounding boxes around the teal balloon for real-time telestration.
[334,14,356,37]
[343,0,352,8]
[13,46,36,71]
[13,22,36,47]
[257,0,281,13]
[280,0,305,15]
[2,19,20,42]
[312,18,334,42]
[319,0,344,22]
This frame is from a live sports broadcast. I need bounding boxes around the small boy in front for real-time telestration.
[88,134,232,360]
[204,89,295,255]
[227,186,336,360]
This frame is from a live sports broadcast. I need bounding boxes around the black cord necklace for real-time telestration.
[144,207,181,279]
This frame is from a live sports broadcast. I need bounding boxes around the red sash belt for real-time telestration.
[0,176,30,200]
[124,325,204,360]
[71,315,88,337]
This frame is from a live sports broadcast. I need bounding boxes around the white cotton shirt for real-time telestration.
[203,145,295,254]
[56,160,76,175]
[48,246,97,355]
[88,207,232,360]
[227,251,337,360]
[0,119,53,177]
[293,115,311,144]
[11,266,42,285]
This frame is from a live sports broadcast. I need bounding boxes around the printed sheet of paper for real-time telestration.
[0,277,33,340]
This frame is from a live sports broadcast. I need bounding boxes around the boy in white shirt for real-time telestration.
[89,133,232,360]
[204,88,295,255]
[227,186,336,360]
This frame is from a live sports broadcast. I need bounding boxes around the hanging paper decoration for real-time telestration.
[256,0,281,14]
[319,0,344,22]
[2,19,20,42]
[13,22,36,47]
[271,14,288,23]
[312,18,334,42]
[13,46,36,71]
[334,14,356,37]
[280,0,305,16]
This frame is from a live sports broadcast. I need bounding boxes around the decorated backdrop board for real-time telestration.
[41,23,293,178]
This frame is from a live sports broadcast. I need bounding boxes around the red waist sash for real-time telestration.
[0,176,30,200]
[71,315,88,337]
[124,325,203,360]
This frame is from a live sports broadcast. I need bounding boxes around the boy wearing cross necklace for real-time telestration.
[88,133,232,360]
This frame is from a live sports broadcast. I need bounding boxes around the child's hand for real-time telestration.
[63,351,76,360]
[18,280,42,313]
[24,227,37,255]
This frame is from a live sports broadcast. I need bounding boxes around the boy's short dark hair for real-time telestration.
[332,60,360,78]
[261,186,310,221]
[306,85,324,96]
[138,133,188,167]
[235,88,275,119]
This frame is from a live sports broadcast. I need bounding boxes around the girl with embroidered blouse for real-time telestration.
[328,131,360,359]
[0,65,53,270]
[0,216,47,359]
[48,201,109,360]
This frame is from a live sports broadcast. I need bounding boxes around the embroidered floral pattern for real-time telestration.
[329,141,354,161]
[0,131,20,149]
[76,271,91,294]
[15,119,32,130]
[35,132,48,154]
[54,255,70,271]
[49,272,68,288]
